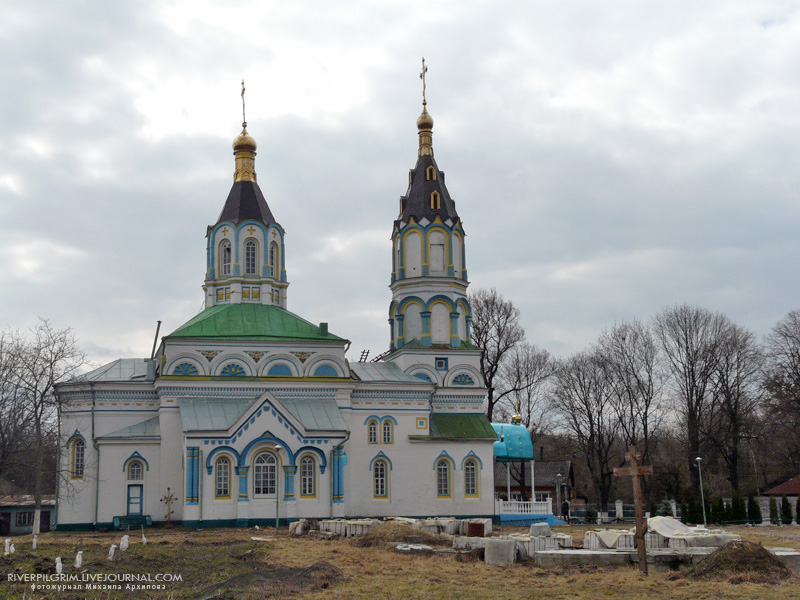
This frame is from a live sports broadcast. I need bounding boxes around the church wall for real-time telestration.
[158,408,185,521]
[95,442,161,525]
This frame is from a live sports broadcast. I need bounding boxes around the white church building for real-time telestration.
[55,93,497,530]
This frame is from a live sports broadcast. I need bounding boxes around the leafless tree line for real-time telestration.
[0,320,85,534]
[470,287,800,505]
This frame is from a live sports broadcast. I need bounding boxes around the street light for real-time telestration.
[555,473,563,519]
[695,457,707,528]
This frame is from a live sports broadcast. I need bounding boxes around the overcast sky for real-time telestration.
[1,1,798,368]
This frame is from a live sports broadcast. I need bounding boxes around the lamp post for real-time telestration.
[695,457,707,528]
[555,473,562,518]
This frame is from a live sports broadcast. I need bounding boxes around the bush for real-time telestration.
[713,497,726,524]
[769,497,779,525]
[747,495,763,525]
[781,496,793,525]
[585,508,597,524]
[731,493,747,524]
[648,500,658,518]
[660,501,673,517]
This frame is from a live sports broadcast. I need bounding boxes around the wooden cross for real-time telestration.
[613,446,654,575]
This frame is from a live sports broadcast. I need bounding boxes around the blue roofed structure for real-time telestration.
[491,422,534,462]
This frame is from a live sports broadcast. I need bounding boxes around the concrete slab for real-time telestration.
[535,549,633,568]
[485,539,516,566]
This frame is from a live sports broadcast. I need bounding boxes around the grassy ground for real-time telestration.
[1,524,799,599]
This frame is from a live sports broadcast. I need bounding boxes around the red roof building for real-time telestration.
[764,474,800,496]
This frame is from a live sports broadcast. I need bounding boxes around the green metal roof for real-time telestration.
[100,416,160,439]
[166,303,346,342]
[411,413,496,440]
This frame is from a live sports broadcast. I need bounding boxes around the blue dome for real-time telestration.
[491,423,534,462]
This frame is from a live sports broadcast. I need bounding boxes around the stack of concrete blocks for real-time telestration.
[583,530,635,550]
[319,520,347,536]
[416,518,461,535]
[644,530,669,549]
[346,519,381,537]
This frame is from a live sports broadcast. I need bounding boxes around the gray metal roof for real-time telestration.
[179,398,254,431]
[350,361,428,383]
[77,358,149,382]
[280,398,347,431]
[178,396,348,433]
[100,416,161,439]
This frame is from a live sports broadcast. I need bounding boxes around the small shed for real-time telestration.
[0,495,56,536]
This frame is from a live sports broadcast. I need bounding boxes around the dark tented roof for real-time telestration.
[396,155,460,225]
[216,180,277,226]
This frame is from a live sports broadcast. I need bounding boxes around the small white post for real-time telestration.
[75,551,83,568]
[55,557,62,575]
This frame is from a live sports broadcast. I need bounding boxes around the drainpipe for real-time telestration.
[54,402,62,530]
[91,383,100,528]
[198,449,203,523]
[330,432,351,518]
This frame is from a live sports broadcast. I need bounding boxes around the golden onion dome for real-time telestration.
[416,105,434,131]
[232,123,257,151]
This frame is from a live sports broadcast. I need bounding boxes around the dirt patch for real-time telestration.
[349,521,452,548]
[198,560,345,599]
[681,540,794,584]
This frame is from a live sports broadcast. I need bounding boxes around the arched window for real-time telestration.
[382,420,393,445]
[244,240,257,275]
[221,240,232,276]
[426,165,436,181]
[368,420,378,444]
[253,452,277,496]
[215,456,231,498]
[127,460,143,481]
[373,459,388,498]
[430,191,441,210]
[464,459,478,497]
[429,231,446,274]
[72,439,85,479]
[270,242,279,277]
[300,456,315,497]
[436,459,450,497]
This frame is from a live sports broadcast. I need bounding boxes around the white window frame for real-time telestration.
[215,456,231,498]
[464,459,478,497]
[253,452,277,497]
[245,240,257,275]
[382,420,393,445]
[300,456,315,497]
[127,460,143,481]
[221,241,232,276]
[72,439,85,479]
[436,459,451,497]
[373,459,388,498]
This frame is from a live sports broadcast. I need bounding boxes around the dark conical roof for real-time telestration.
[395,155,459,225]
[216,180,276,226]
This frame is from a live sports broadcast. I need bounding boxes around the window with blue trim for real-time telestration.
[72,439,85,479]
[413,372,432,382]
[127,460,143,481]
[215,456,231,498]
[313,364,338,377]
[436,459,451,497]
[464,459,478,497]
[435,358,448,371]
[245,239,257,275]
[382,420,393,445]
[368,420,378,444]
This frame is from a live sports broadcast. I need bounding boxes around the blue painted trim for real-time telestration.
[186,447,199,503]
[426,294,457,312]
[362,415,399,426]
[461,450,483,470]
[432,450,455,470]
[65,429,84,447]
[293,446,328,474]
[238,432,295,468]
[205,446,241,474]
[122,451,150,472]
[369,451,392,471]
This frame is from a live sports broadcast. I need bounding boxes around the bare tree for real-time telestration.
[551,351,619,508]
[0,330,32,480]
[13,320,86,534]
[703,323,764,492]
[765,310,800,417]
[653,304,730,496]
[597,320,664,464]
[469,288,525,421]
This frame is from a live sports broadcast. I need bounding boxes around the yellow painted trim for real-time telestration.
[436,458,453,498]
[214,456,232,500]
[381,421,394,445]
[401,229,424,275]
[243,237,260,276]
[416,418,428,430]
[70,439,85,480]
[367,420,379,444]
[372,459,390,500]
[464,459,479,498]
[127,460,144,481]
[298,455,317,499]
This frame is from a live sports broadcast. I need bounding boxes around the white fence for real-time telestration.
[496,498,553,516]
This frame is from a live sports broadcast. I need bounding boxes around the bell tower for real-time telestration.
[384,60,483,391]
[202,82,289,308]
